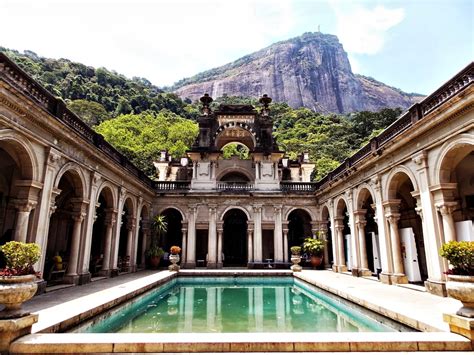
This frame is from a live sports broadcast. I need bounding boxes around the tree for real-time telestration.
[68,99,109,126]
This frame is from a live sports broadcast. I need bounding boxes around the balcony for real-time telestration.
[154,181,191,192]
[216,181,254,193]
[280,182,318,193]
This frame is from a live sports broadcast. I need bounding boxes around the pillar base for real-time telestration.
[35,279,47,295]
[206,262,218,269]
[0,313,38,353]
[443,313,474,346]
[63,274,80,285]
[379,272,392,284]
[291,265,302,272]
[98,269,111,277]
[217,262,223,269]
[78,272,91,285]
[334,264,348,273]
[359,268,373,277]
[425,279,447,297]
[390,273,408,284]
[183,262,196,269]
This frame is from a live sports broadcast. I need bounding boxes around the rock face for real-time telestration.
[173,32,423,113]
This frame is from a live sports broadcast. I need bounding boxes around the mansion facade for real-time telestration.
[0,52,472,296]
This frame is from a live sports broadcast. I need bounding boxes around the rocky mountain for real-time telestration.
[172,32,424,113]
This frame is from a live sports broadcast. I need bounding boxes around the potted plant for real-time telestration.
[0,241,41,317]
[290,246,302,272]
[303,236,325,268]
[168,246,181,271]
[440,241,474,318]
[146,214,167,269]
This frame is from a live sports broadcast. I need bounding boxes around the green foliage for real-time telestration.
[145,245,165,258]
[95,111,198,176]
[67,99,109,126]
[290,246,302,255]
[146,215,168,258]
[440,241,474,276]
[222,143,250,159]
[0,241,41,275]
[1,48,191,122]
[302,237,324,256]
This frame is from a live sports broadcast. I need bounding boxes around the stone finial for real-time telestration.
[259,94,272,116]
[200,93,213,115]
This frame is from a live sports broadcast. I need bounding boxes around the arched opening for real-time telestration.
[321,206,333,266]
[223,209,247,266]
[0,141,36,260]
[161,208,183,252]
[287,209,312,259]
[118,198,134,272]
[336,199,350,269]
[136,205,150,267]
[357,189,379,274]
[388,172,428,283]
[220,171,250,182]
[221,142,250,160]
[46,170,84,284]
[215,125,256,151]
[439,145,474,240]
[89,187,114,276]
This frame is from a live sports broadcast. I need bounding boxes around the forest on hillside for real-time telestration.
[1,48,402,179]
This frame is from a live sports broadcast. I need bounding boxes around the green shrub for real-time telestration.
[290,246,302,255]
[302,237,324,257]
[0,241,41,275]
[439,241,474,276]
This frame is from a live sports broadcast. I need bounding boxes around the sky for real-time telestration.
[1,0,472,95]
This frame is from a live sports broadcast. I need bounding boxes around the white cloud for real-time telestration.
[0,0,296,86]
[330,2,405,55]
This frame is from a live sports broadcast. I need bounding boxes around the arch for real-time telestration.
[140,204,151,220]
[54,162,88,199]
[334,196,349,217]
[355,185,377,210]
[96,181,117,208]
[122,195,136,217]
[385,166,419,200]
[220,171,250,182]
[156,205,186,221]
[284,207,315,221]
[216,167,253,182]
[220,205,251,221]
[0,130,38,181]
[222,208,248,266]
[214,122,258,150]
[321,205,330,221]
[435,134,474,184]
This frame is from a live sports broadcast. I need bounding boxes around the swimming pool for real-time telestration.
[73,276,410,333]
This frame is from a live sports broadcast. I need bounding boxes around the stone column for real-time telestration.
[207,205,217,268]
[186,205,197,268]
[102,209,116,273]
[319,223,330,268]
[385,209,408,284]
[247,223,254,265]
[436,202,458,243]
[66,207,87,283]
[282,223,289,263]
[334,217,347,272]
[181,226,188,264]
[140,220,150,268]
[273,205,283,263]
[13,200,37,243]
[217,226,223,267]
[126,217,136,261]
[253,205,263,263]
[354,210,371,276]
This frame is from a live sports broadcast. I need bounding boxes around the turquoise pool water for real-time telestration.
[76,277,405,333]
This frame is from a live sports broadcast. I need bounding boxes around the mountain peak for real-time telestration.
[173,32,423,113]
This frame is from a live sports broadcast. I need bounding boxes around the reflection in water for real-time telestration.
[82,279,393,333]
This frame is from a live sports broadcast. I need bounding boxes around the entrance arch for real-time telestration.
[335,197,350,269]
[356,188,379,274]
[223,209,248,266]
[161,208,183,251]
[287,209,312,259]
[387,171,428,283]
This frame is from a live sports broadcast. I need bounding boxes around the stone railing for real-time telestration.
[154,181,191,192]
[280,182,318,193]
[316,61,474,190]
[216,181,254,193]
[0,53,154,189]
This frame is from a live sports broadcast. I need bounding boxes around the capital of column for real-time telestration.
[12,199,37,213]
[253,204,262,213]
[435,202,458,216]
[247,222,254,231]
[385,213,401,226]
[72,212,87,223]
[188,204,198,214]
[334,217,344,231]
[411,151,428,168]
[383,199,401,215]
[126,216,136,231]
[273,205,282,214]
[208,204,217,214]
